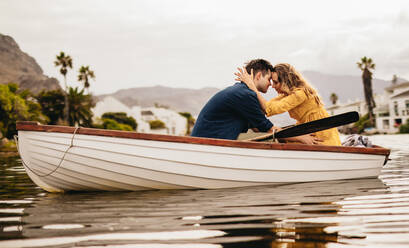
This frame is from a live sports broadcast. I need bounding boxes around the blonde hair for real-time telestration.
[274,63,323,106]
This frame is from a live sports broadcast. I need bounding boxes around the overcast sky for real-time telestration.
[1,0,409,94]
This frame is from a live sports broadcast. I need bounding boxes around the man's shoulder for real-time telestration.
[222,83,255,97]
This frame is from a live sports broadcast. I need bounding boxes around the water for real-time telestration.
[0,134,408,248]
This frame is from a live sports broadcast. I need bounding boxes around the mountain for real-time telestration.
[0,33,61,93]
[301,71,407,105]
[98,86,220,116]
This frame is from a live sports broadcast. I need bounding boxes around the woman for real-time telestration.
[235,63,341,146]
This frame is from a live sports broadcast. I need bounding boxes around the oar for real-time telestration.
[247,111,359,142]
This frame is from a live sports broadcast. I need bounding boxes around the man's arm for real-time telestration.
[232,89,273,132]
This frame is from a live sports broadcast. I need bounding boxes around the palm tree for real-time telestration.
[78,65,95,94]
[67,87,95,127]
[329,93,338,105]
[357,56,376,126]
[54,52,73,124]
[54,52,73,91]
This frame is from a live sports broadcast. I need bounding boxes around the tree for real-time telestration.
[67,87,95,127]
[54,52,73,91]
[101,112,137,130]
[78,65,95,93]
[357,56,376,126]
[179,112,195,135]
[329,93,338,105]
[54,51,73,124]
[36,90,66,124]
[0,83,47,138]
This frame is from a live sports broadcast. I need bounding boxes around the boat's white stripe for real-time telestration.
[25,131,379,161]
[26,164,85,191]
[30,146,381,185]
[29,156,172,190]
[29,150,271,188]
[26,137,382,173]
[29,153,196,189]
[25,160,112,191]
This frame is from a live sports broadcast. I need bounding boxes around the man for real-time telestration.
[191,59,318,144]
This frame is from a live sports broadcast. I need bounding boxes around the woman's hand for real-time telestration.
[296,134,323,145]
[235,67,257,92]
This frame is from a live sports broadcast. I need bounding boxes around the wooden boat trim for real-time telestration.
[16,121,390,156]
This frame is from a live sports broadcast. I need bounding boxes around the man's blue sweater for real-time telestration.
[191,82,273,140]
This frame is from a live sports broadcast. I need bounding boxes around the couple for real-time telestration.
[191,59,341,146]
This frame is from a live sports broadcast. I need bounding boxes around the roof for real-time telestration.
[391,89,409,99]
[141,110,154,115]
[385,81,409,91]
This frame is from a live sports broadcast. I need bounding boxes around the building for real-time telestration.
[327,82,409,133]
[92,96,187,135]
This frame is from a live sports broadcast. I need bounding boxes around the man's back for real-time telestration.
[191,83,273,140]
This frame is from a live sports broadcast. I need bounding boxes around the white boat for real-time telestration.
[16,121,390,193]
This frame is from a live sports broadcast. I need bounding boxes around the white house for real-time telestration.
[92,97,187,136]
[141,107,187,135]
[327,81,409,133]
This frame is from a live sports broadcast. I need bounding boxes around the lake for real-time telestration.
[0,134,408,248]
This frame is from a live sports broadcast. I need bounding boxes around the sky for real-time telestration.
[1,0,409,95]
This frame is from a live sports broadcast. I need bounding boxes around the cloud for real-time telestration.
[1,0,409,93]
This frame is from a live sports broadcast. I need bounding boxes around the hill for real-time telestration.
[98,86,220,116]
[0,33,61,93]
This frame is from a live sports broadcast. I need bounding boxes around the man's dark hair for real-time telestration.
[245,59,274,76]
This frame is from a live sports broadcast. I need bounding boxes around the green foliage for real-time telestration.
[78,65,95,92]
[353,114,374,134]
[67,87,95,127]
[0,84,47,138]
[36,90,65,124]
[54,51,73,89]
[100,118,133,131]
[399,119,409,133]
[101,112,137,130]
[179,112,196,135]
[149,119,166,129]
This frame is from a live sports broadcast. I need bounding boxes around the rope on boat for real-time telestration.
[271,128,276,142]
[15,127,80,178]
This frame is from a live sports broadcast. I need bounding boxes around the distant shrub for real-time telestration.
[399,119,409,133]
[149,119,166,129]
[354,114,373,134]
[101,118,133,131]
[101,112,137,130]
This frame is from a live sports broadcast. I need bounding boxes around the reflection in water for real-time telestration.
[0,134,409,247]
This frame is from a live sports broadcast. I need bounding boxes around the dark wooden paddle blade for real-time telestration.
[275,111,359,139]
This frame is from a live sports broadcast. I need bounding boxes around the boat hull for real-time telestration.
[16,125,390,192]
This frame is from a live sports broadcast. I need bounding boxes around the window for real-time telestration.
[383,119,390,129]
[406,100,409,109]
[394,101,399,116]
[394,118,402,127]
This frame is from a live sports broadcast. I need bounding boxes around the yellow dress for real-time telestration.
[265,88,341,146]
